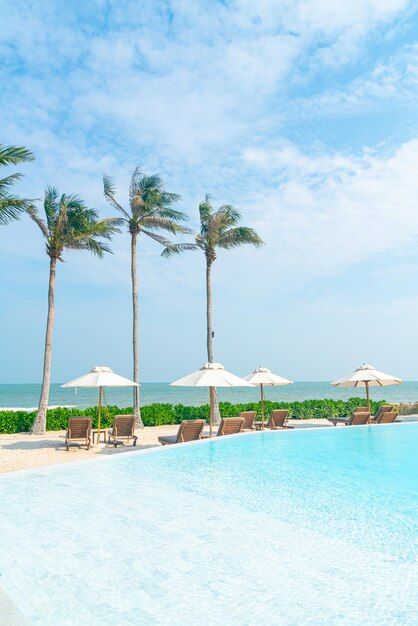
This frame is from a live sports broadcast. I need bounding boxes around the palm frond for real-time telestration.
[127,167,184,239]
[153,206,188,222]
[43,186,59,230]
[216,227,264,249]
[130,193,147,218]
[142,215,189,234]
[138,173,163,195]
[130,171,162,210]
[30,187,118,259]
[66,238,112,258]
[0,144,35,225]
[54,193,71,237]
[155,191,182,207]
[103,174,130,219]
[0,144,35,167]
[129,166,145,202]
[212,205,242,233]
[0,173,23,191]
[65,193,87,211]
[87,218,122,240]
[103,174,117,201]
[136,190,182,218]
[100,216,125,228]
[199,196,213,228]
[141,230,174,247]
[195,233,206,247]
[161,242,200,258]
[27,205,49,238]
[0,197,30,225]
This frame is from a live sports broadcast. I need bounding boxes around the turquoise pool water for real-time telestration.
[0,424,417,625]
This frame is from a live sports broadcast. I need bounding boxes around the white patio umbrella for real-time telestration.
[62,366,139,443]
[244,366,293,429]
[171,362,253,437]
[331,363,402,422]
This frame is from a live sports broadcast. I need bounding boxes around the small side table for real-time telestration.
[92,429,107,444]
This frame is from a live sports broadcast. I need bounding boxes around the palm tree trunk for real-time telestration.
[31,256,57,435]
[131,233,143,428]
[206,259,221,425]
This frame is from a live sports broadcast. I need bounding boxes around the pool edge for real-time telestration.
[0,421,416,479]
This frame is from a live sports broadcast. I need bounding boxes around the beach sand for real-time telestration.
[0,419,332,474]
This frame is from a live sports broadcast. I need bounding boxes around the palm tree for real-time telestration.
[28,187,121,435]
[163,196,263,425]
[0,143,35,225]
[103,167,188,427]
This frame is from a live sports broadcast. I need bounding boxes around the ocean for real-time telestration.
[0,381,417,410]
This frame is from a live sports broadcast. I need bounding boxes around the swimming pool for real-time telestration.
[0,424,417,625]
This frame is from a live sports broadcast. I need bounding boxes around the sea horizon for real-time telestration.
[1,381,417,410]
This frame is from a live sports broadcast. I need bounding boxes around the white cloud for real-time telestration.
[0,0,414,161]
[233,0,411,66]
[243,139,418,278]
[2,0,418,381]
[291,43,418,118]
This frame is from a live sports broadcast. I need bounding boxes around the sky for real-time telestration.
[1,0,418,383]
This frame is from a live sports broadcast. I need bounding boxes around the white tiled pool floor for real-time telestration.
[0,425,417,625]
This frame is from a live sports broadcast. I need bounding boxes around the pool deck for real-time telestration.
[0,418,336,474]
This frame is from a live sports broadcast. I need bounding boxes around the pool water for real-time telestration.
[0,424,417,625]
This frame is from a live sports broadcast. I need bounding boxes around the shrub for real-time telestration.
[398,402,416,415]
[0,398,387,434]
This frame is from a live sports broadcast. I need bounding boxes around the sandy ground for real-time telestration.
[0,418,332,474]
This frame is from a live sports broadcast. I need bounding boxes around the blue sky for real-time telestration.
[1,0,418,383]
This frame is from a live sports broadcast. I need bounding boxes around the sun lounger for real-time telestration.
[328,411,370,426]
[107,415,138,447]
[371,405,394,423]
[254,409,291,430]
[373,410,399,424]
[240,411,257,430]
[65,417,92,450]
[216,417,245,436]
[200,417,245,439]
[158,420,206,445]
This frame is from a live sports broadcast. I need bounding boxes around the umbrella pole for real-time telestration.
[209,386,213,437]
[365,381,370,423]
[98,386,102,443]
[260,384,265,430]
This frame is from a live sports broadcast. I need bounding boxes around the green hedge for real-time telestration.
[0,398,388,434]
